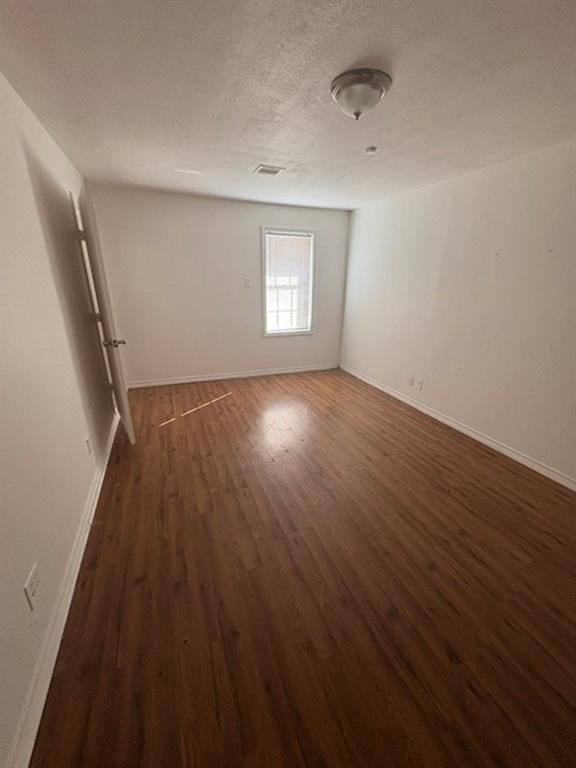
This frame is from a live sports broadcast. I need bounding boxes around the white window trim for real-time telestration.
[261,227,316,338]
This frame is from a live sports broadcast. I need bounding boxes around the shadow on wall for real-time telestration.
[24,143,114,460]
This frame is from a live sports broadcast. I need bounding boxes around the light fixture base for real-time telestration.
[330,68,392,120]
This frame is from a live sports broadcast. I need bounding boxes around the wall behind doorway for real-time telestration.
[89,184,350,387]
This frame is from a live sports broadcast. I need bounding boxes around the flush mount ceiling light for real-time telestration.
[330,68,392,120]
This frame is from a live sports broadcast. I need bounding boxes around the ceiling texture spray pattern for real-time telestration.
[1,0,574,208]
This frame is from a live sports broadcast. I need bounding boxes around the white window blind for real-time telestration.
[263,229,314,335]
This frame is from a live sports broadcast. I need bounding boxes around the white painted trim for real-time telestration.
[341,365,576,493]
[261,227,315,338]
[129,363,337,389]
[6,413,120,768]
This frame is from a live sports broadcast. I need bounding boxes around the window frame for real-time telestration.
[261,226,316,338]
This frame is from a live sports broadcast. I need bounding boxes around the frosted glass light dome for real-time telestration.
[330,68,392,120]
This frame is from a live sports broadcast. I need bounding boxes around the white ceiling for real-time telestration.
[1,0,575,209]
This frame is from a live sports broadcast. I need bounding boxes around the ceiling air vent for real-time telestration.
[254,164,285,177]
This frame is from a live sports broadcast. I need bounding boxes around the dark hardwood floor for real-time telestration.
[31,369,576,767]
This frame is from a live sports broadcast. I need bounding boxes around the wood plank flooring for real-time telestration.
[31,369,576,767]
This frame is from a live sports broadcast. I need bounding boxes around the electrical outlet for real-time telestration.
[24,563,40,611]
[416,379,423,391]
[243,277,253,288]
[408,376,414,386]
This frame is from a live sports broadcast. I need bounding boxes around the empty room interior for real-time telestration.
[1,1,576,766]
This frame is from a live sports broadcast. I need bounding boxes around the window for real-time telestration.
[262,228,314,336]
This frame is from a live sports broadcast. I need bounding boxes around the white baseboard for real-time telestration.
[129,363,338,389]
[6,413,120,768]
[341,365,576,493]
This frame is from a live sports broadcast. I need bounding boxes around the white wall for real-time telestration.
[89,185,350,386]
[341,139,576,488]
[1,64,572,768]
[0,73,116,767]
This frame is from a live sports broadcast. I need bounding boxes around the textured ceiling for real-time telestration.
[1,0,575,209]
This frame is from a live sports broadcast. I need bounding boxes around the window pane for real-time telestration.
[264,230,313,334]
[266,290,278,312]
[277,290,293,311]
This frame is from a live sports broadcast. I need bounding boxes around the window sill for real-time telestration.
[263,330,313,338]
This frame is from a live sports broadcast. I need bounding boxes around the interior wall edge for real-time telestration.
[341,365,576,493]
[5,414,120,768]
[128,363,338,389]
